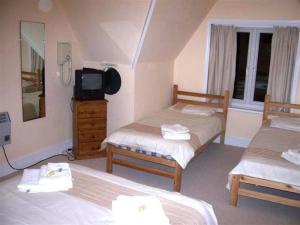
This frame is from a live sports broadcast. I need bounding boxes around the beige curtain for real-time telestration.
[31,48,44,73]
[207,25,237,98]
[267,26,299,103]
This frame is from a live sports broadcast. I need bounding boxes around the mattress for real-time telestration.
[0,164,218,225]
[229,122,300,189]
[102,108,224,168]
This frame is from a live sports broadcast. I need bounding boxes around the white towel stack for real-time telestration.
[161,124,191,140]
[112,195,170,225]
[17,163,72,193]
[281,149,300,165]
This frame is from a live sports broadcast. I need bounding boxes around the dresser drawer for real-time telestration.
[73,99,107,160]
[78,141,101,153]
[78,130,106,142]
[77,104,106,118]
[78,118,106,130]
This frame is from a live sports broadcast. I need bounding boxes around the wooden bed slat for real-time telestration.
[269,102,300,109]
[112,158,175,179]
[239,188,300,208]
[111,147,177,167]
[241,176,300,194]
[268,111,300,118]
[176,98,224,109]
[177,90,224,99]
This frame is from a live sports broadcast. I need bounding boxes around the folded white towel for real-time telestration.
[112,195,170,225]
[47,162,70,171]
[162,131,191,140]
[39,163,72,189]
[17,169,71,193]
[17,169,40,192]
[161,124,189,134]
[281,152,300,166]
[287,149,300,159]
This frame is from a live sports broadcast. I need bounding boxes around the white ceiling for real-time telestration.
[59,0,216,65]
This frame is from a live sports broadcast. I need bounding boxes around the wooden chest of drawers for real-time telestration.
[73,99,107,159]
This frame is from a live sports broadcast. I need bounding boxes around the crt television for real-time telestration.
[74,68,105,100]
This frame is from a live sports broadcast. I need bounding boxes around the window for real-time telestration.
[232,28,273,110]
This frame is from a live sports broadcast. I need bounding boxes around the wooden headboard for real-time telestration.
[263,95,300,123]
[172,84,229,121]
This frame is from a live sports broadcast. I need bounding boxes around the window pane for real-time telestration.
[253,33,272,102]
[233,32,250,100]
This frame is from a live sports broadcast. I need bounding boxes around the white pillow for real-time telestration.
[270,116,300,132]
[181,104,216,116]
[168,103,186,111]
[169,103,219,116]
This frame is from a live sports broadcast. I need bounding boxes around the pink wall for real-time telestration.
[134,61,174,120]
[0,0,84,165]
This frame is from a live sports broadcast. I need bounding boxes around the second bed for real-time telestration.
[103,85,229,192]
[228,95,300,208]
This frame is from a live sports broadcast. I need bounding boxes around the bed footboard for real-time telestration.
[229,175,300,208]
[106,143,183,192]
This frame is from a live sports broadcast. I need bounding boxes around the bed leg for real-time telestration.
[220,131,225,145]
[230,175,241,206]
[173,163,182,192]
[106,144,113,173]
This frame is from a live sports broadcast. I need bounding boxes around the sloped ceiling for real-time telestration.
[60,0,216,64]
[139,0,216,62]
[60,0,151,64]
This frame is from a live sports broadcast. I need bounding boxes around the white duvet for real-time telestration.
[0,164,218,225]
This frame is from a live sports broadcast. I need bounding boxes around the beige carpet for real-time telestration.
[4,143,300,224]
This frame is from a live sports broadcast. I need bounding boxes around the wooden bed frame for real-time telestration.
[106,85,229,192]
[230,95,300,208]
[22,70,42,91]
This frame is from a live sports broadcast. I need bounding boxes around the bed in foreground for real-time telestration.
[0,164,218,225]
[103,85,229,192]
[229,95,300,208]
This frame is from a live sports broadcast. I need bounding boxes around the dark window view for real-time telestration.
[253,33,272,102]
[233,32,250,100]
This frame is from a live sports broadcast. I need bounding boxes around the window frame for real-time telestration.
[231,27,273,111]
[203,20,300,112]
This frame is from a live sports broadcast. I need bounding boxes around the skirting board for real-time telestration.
[214,136,250,148]
[0,139,72,177]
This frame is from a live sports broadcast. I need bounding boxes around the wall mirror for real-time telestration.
[20,21,45,121]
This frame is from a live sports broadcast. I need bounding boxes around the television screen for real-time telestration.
[81,73,102,90]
